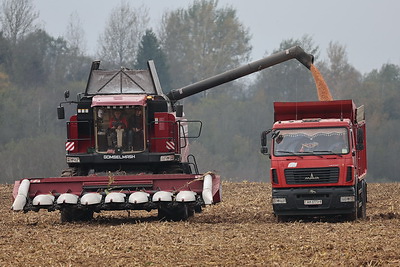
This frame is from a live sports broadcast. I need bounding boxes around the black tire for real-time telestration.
[357,180,367,219]
[194,205,202,213]
[61,207,94,223]
[277,215,290,223]
[61,167,88,177]
[345,209,358,221]
[60,207,74,223]
[178,204,190,221]
[61,167,77,177]
[345,183,359,221]
[158,204,194,221]
[157,207,167,220]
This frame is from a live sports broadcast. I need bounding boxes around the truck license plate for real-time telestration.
[304,199,322,205]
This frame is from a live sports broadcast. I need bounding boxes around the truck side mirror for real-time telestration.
[57,106,65,120]
[260,130,272,155]
[260,146,269,154]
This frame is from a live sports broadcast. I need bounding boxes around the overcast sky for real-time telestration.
[34,0,400,74]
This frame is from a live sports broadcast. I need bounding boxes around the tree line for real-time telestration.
[0,0,399,183]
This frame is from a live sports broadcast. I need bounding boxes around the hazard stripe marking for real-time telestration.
[166,141,175,150]
[66,142,75,151]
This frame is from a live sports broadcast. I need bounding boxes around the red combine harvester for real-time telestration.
[12,46,314,222]
[261,100,367,221]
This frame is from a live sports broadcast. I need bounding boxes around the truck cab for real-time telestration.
[261,100,367,221]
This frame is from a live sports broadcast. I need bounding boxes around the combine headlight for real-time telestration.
[272,197,287,204]
[340,196,355,203]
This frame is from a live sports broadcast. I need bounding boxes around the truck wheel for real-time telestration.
[357,181,367,219]
[345,182,363,221]
[346,209,357,221]
[277,215,290,222]
[345,194,358,221]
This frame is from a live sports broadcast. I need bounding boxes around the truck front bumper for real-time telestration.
[272,186,356,216]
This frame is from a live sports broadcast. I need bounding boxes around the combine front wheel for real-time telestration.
[158,204,194,221]
[61,207,94,223]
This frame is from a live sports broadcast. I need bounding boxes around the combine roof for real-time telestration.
[85,68,157,95]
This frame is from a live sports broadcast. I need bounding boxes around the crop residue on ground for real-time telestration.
[1,182,399,266]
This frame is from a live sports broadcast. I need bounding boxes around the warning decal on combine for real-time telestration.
[65,142,75,151]
[166,141,175,150]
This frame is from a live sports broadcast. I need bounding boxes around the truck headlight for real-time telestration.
[272,197,287,204]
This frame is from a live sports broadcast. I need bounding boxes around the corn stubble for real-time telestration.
[0,67,391,266]
[1,182,399,266]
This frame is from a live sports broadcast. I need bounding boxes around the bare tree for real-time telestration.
[97,1,149,67]
[160,0,252,93]
[324,41,361,99]
[65,11,87,56]
[0,0,39,45]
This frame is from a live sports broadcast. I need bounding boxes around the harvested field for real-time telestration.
[1,182,399,266]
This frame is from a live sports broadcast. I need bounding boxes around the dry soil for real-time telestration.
[1,182,399,266]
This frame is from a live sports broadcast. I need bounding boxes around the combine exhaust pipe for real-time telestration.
[167,46,314,101]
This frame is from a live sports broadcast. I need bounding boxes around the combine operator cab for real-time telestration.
[94,105,146,154]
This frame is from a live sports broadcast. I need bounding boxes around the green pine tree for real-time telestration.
[135,29,171,93]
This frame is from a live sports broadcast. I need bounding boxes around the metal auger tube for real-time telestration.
[166,46,314,101]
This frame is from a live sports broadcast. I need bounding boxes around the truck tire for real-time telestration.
[276,215,290,223]
[346,209,357,221]
[357,180,367,219]
[346,181,368,222]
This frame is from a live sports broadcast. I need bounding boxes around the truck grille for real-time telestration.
[285,167,339,184]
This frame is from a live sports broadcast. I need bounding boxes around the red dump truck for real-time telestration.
[261,100,367,221]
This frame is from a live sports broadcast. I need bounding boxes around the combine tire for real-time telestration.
[61,207,94,223]
[158,204,194,221]
[61,167,77,177]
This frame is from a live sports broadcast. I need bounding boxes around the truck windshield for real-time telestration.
[273,127,349,156]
